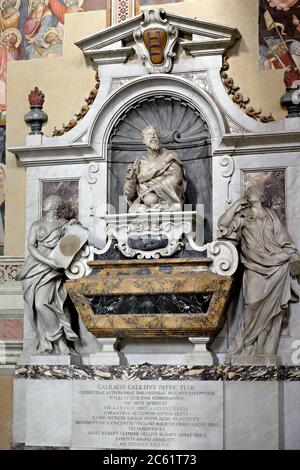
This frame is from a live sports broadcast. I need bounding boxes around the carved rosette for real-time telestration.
[133,9,178,74]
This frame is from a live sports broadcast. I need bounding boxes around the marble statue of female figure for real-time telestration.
[218,185,300,362]
[16,195,79,354]
[124,125,186,213]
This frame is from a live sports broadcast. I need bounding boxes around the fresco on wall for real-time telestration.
[0,0,106,118]
[0,0,184,117]
[42,179,79,219]
[259,0,300,70]
[140,0,183,4]
[244,169,286,222]
[0,126,5,255]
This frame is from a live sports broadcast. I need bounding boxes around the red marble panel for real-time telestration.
[0,320,23,339]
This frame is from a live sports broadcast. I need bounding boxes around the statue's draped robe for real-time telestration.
[17,222,78,353]
[219,208,299,356]
[124,150,186,212]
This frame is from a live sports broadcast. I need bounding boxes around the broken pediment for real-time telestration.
[75,8,240,71]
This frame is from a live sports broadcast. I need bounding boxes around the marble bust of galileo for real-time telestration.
[124,125,186,213]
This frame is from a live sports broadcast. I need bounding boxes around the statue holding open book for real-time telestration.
[17,195,89,354]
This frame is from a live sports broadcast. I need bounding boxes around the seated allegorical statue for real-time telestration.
[218,184,300,362]
[16,195,82,355]
[124,125,187,213]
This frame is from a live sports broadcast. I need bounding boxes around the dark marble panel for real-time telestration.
[15,364,300,381]
[244,169,285,222]
[128,234,169,251]
[222,366,280,381]
[42,179,79,219]
[280,366,300,381]
[89,293,212,315]
[95,238,208,261]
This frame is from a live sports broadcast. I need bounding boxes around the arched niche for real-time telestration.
[89,75,226,244]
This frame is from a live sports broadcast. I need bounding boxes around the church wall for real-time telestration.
[0,2,299,451]
[4,0,287,255]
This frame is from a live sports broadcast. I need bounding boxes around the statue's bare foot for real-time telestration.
[57,337,71,355]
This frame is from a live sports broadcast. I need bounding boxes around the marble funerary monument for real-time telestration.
[7,9,300,450]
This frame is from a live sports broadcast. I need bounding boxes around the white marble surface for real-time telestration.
[181,337,214,365]
[25,380,72,447]
[12,379,26,444]
[284,382,300,450]
[224,382,279,450]
[72,380,223,450]
[121,338,192,365]
[17,355,79,366]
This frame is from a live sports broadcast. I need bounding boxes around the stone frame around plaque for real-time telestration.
[24,164,104,253]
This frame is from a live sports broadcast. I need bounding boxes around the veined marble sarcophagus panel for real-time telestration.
[66,258,233,338]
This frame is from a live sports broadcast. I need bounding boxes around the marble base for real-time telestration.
[89,338,125,365]
[181,337,214,365]
[17,354,82,366]
[12,365,300,450]
[284,382,300,449]
[12,379,26,445]
[25,380,72,447]
[224,382,279,450]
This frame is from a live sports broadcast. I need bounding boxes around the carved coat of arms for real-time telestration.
[133,9,178,73]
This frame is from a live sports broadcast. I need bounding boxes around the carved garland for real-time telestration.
[52,70,100,137]
[221,56,275,123]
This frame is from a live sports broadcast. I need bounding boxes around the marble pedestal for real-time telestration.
[12,364,300,450]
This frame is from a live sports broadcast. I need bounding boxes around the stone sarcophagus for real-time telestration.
[66,258,233,339]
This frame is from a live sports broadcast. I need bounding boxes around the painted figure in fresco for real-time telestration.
[40,26,62,58]
[0,0,20,32]
[0,27,20,112]
[260,1,300,69]
[0,163,5,254]
[24,0,59,59]
[266,0,299,11]
[218,184,300,362]
[48,0,83,24]
[16,195,80,354]
[124,125,186,213]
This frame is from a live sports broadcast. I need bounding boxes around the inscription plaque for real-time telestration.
[73,380,223,450]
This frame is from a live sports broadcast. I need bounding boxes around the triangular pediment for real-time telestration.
[75,9,240,68]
